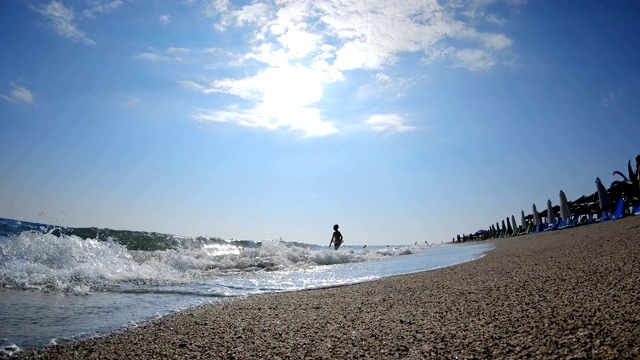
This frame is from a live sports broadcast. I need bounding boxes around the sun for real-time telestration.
[250,65,337,137]
[259,66,323,109]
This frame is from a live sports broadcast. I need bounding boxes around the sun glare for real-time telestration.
[253,65,337,137]
[259,66,323,108]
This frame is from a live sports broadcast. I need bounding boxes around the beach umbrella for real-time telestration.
[532,204,541,226]
[521,210,527,228]
[506,217,513,234]
[546,199,556,225]
[596,177,613,210]
[511,215,518,235]
[559,190,571,220]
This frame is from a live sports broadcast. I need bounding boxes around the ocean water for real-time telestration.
[0,218,493,356]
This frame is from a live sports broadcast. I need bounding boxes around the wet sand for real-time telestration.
[22,216,640,359]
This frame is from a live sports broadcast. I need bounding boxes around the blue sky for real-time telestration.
[1,0,639,245]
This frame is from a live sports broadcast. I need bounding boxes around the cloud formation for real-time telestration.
[135,48,192,62]
[182,0,518,137]
[135,52,170,62]
[159,14,171,25]
[365,114,416,133]
[601,89,626,106]
[35,1,96,45]
[83,0,123,19]
[1,83,35,104]
[187,66,339,137]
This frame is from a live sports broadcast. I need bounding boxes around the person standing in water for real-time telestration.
[329,224,343,250]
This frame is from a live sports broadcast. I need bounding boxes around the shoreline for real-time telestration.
[21,216,640,359]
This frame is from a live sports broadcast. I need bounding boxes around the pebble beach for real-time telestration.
[21,216,640,359]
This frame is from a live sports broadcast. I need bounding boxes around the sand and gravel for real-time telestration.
[21,216,640,359]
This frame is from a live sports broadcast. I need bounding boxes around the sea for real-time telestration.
[0,217,493,356]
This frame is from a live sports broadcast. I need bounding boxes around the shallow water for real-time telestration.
[0,243,492,352]
[0,218,493,353]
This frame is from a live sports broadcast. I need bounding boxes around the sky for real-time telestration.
[1,0,639,246]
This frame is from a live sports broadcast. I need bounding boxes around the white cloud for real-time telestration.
[365,114,416,133]
[202,0,229,17]
[1,83,35,104]
[123,97,141,106]
[212,2,270,31]
[486,14,507,25]
[185,66,338,137]
[179,80,208,92]
[168,47,190,54]
[135,48,192,62]
[356,72,419,100]
[35,1,95,45]
[135,52,170,61]
[83,0,123,19]
[420,45,455,65]
[601,89,626,106]
[159,14,171,25]
[211,0,515,73]
[478,33,513,50]
[184,0,520,137]
[225,3,271,27]
[451,49,496,71]
[193,107,337,138]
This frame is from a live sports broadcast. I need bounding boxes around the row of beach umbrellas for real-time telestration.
[461,162,631,242]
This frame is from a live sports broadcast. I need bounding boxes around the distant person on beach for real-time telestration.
[329,224,343,250]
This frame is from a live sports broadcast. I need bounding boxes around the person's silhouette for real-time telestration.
[329,224,343,250]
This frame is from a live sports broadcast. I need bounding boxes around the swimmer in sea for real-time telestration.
[329,224,343,250]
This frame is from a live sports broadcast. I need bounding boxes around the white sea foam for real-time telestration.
[0,342,22,357]
[0,232,431,294]
[0,232,193,292]
[1,234,492,350]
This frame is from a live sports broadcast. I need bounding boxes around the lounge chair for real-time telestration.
[558,217,574,230]
[579,214,594,225]
[568,216,578,227]
[557,218,567,228]
[613,199,625,220]
[514,225,522,236]
[600,210,612,222]
[600,199,625,222]
[557,206,580,230]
